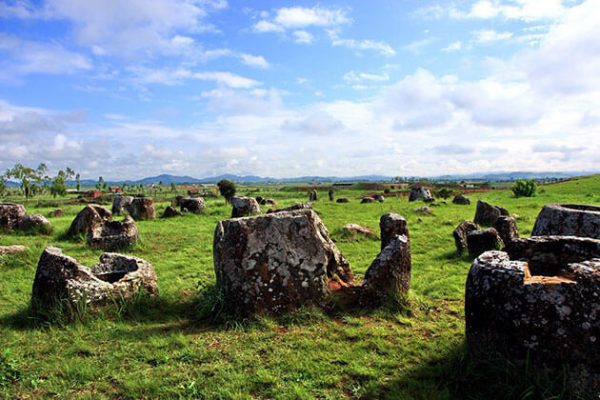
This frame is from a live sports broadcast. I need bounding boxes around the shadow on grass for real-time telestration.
[364,340,585,400]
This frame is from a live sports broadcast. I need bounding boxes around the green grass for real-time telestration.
[1,176,599,399]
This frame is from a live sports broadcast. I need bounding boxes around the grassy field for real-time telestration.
[1,176,599,399]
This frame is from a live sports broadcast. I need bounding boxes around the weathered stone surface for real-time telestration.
[466,241,600,394]
[67,205,112,238]
[505,236,600,276]
[173,195,185,207]
[409,186,433,202]
[361,197,376,204]
[308,189,318,202]
[268,203,312,213]
[111,195,134,215]
[473,200,509,226]
[213,210,352,315]
[452,194,471,205]
[180,197,205,214]
[373,194,385,203]
[380,213,408,251]
[231,196,261,218]
[361,235,411,305]
[494,216,519,245]
[342,223,376,238]
[88,216,139,251]
[255,196,264,204]
[0,203,26,230]
[49,209,64,218]
[467,228,503,258]
[125,197,156,220]
[162,206,182,218]
[414,206,432,215]
[336,198,349,203]
[18,214,52,233]
[32,247,157,308]
[328,190,335,201]
[453,221,479,255]
[532,204,600,239]
[0,245,27,255]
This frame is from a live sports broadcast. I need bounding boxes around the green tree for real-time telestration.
[512,179,536,198]
[170,183,177,193]
[217,179,236,202]
[437,187,454,199]
[96,176,105,191]
[75,173,81,191]
[5,164,38,198]
[0,174,6,197]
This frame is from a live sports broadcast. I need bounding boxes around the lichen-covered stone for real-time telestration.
[125,197,155,220]
[494,215,519,245]
[0,245,27,255]
[361,234,411,305]
[0,203,26,230]
[268,203,312,213]
[308,189,318,202]
[342,223,375,238]
[467,228,503,258]
[328,190,335,201]
[32,247,157,309]
[452,194,471,205]
[414,206,432,215]
[231,196,261,218]
[180,197,205,214]
[336,198,349,203]
[532,204,600,239]
[88,216,138,251]
[453,221,479,255]
[361,197,375,204]
[505,236,600,275]
[409,186,433,202]
[18,214,52,234]
[49,209,64,218]
[466,240,600,394]
[380,213,408,251]
[373,194,385,203]
[162,206,182,218]
[112,195,133,215]
[213,210,352,315]
[473,200,509,226]
[67,205,112,238]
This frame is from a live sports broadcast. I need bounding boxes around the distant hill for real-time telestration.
[6,171,596,188]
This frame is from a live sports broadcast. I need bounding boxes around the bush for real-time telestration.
[511,179,536,198]
[436,187,454,199]
[217,179,236,202]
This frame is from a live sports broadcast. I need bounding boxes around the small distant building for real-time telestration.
[109,186,122,194]
[82,190,103,199]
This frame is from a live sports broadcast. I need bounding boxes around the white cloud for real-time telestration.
[418,0,567,22]
[131,67,260,88]
[41,0,225,56]
[343,71,390,84]
[253,6,349,32]
[329,31,396,57]
[239,53,270,69]
[472,29,513,43]
[0,34,91,79]
[442,41,463,52]
[293,30,314,44]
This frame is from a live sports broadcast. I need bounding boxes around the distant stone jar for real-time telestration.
[532,204,600,239]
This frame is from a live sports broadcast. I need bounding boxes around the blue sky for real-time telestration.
[0,0,598,179]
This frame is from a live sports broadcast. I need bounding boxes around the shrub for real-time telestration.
[511,179,536,198]
[217,179,236,202]
[436,187,454,199]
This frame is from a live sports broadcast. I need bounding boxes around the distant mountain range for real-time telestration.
[5,171,596,188]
